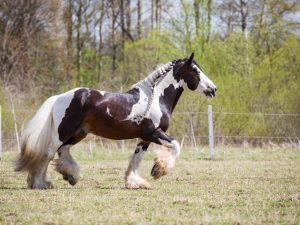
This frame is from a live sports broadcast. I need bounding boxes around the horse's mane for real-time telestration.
[132,60,179,91]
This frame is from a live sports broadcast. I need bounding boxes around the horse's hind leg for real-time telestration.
[27,150,56,189]
[55,123,87,185]
[55,145,80,186]
[27,161,52,189]
[125,141,151,189]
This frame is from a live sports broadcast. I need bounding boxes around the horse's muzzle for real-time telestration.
[204,87,217,98]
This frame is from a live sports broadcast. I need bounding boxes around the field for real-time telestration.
[0,147,300,225]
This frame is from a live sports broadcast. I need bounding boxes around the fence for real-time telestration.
[0,105,300,159]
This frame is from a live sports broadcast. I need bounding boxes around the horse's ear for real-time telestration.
[186,53,194,65]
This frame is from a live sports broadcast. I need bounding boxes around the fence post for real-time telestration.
[11,102,20,152]
[0,105,2,160]
[208,105,214,160]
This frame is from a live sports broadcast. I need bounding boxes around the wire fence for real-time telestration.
[0,106,300,154]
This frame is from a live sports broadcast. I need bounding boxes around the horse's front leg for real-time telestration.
[125,141,151,189]
[55,145,80,186]
[144,128,181,179]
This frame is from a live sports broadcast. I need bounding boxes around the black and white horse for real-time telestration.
[15,53,217,189]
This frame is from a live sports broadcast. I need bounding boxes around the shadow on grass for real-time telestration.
[0,186,27,190]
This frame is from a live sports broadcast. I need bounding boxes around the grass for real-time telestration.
[0,147,299,224]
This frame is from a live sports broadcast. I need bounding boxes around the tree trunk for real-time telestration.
[239,0,248,34]
[65,0,73,81]
[76,0,82,85]
[137,0,142,38]
[155,0,162,31]
[151,0,154,29]
[111,0,117,73]
[120,0,125,49]
[194,0,200,37]
[206,0,212,42]
[125,0,131,34]
[98,0,105,83]
[255,0,265,56]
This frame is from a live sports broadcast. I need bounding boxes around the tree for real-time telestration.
[217,0,256,36]
[194,0,201,37]
[137,0,142,38]
[0,0,60,90]
[63,0,74,81]
[125,0,131,34]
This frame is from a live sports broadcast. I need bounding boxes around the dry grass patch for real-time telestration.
[0,147,299,224]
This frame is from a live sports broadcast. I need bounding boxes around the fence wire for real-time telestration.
[1,108,300,152]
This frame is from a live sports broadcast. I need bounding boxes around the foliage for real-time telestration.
[0,0,299,146]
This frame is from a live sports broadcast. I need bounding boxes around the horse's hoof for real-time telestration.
[29,181,53,189]
[151,158,168,179]
[45,181,54,189]
[63,174,77,186]
[125,180,151,189]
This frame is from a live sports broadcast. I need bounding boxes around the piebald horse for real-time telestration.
[15,53,217,189]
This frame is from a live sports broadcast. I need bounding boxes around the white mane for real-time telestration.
[132,61,175,93]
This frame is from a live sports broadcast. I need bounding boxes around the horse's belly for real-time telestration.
[84,114,140,140]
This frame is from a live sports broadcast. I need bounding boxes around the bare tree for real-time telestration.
[137,0,142,38]
[206,0,212,42]
[0,0,60,90]
[239,0,249,34]
[63,0,74,80]
[125,0,131,34]
[151,0,154,29]
[120,0,125,49]
[97,0,106,82]
[155,0,162,31]
[74,0,83,84]
[194,0,201,37]
[108,0,120,73]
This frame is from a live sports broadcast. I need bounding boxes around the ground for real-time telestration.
[0,146,299,224]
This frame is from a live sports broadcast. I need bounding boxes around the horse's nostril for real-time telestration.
[215,87,217,92]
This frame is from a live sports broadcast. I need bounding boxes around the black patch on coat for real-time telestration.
[58,88,90,143]
[173,59,201,91]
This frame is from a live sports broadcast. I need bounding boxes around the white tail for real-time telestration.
[15,96,57,172]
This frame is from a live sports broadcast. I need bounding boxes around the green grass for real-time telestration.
[0,147,299,224]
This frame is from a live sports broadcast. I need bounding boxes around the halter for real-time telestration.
[132,60,179,124]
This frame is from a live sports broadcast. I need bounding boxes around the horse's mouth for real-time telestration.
[205,93,214,98]
[203,89,216,98]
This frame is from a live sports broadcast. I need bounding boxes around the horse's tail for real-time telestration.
[15,96,57,172]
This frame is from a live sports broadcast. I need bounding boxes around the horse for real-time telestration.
[15,53,217,189]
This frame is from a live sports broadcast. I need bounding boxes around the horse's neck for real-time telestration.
[133,62,173,93]
[153,70,184,114]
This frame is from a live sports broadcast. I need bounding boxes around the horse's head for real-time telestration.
[177,53,217,98]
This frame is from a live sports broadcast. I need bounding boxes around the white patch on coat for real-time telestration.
[98,90,106,96]
[106,107,113,117]
[126,88,149,124]
[158,139,181,157]
[125,146,149,188]
[126,62,184,127]
[192,64,216,94]
[147,70,184,127]
[156,139,181,169]
[19,88,83,171]
[20,95,60,165]
[51,88,84,150]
